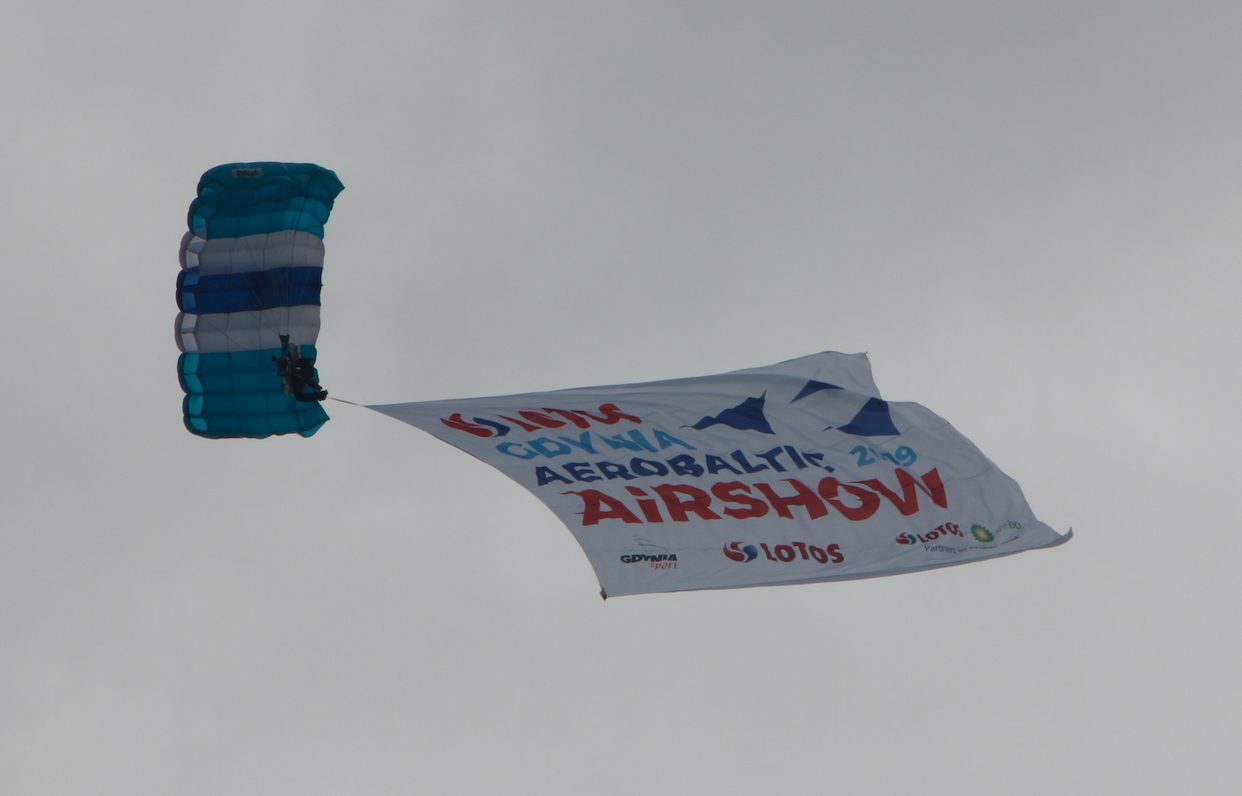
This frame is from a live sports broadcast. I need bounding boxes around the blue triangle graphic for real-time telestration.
[831,397,899,437]
[690,394,775,435]
[791,380,843,402]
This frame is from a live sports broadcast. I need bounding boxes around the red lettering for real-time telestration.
[775,544,796,562]
[440,413,494,437]
[574,403,642,425]
[636,500,663,522]
[808,545,828,563]
[542,408,592,428]
[563,489,642,526]
[817,477,881,521]
[652,484,721,522]
[826,543,844,563]
[857,468,948,516]
[791,541,809,560]
[517,410,566,429]
[753,479,827,520]
[917,468,948,507]
[709,481,770,519]
[499,414,543,432]
[625,486,664,523]
[760,543,777,561]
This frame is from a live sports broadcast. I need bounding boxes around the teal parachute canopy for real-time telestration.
[175,163,344,439]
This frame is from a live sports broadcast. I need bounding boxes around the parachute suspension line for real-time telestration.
[216,232,276,396]
[283,202,316,341]
[209,235,270,408]
[281,227,294,339]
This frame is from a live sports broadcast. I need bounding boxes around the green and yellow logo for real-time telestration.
[970,524,995,543]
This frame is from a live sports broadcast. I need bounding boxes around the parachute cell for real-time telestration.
[176,162,344,439]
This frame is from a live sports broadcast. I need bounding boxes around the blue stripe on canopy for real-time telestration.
[176,266,322,314]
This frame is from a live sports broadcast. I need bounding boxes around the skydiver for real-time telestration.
[273,335,328,402]
[290,356,328,402]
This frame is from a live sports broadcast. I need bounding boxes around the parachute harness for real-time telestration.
[273,334,328,402]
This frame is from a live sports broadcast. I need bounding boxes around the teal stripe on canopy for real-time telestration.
[192,205,334,239]
[182,403,329,439]
[189,162,344,239]
[180,349,328,439]
[179,347,319,394]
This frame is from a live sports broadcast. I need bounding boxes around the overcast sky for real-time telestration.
[3,2,1240,794]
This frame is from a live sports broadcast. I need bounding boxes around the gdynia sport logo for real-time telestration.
[619,537,678,570]
[723,541,843,564]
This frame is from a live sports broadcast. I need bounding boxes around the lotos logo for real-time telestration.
[724,541,843,564]
[723,542,760,562]
[897,522,965,545]
[441,404,641,438]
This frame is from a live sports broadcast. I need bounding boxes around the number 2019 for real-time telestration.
[848,445,916,468]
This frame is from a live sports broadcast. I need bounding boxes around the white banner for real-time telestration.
[370,352,1070,597]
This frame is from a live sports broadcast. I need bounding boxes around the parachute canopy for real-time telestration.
[176,163,344,439]
[370,352,1070,597]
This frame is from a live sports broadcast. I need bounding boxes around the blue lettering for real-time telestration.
[783,446,808,469]
[667,454,703,477]
[802,451,833,471]
[755,447,788,472]
[498,442,540,459]
[705,454,742,475]
[730,450,769,473]
[563,462,601,482]
[560,431,598,455]
[627,430,659,453]
[654,429,695,450]
[596,461,636,480]
[528,437,572,457]
[598,433,643,451]
[535,466,574,486]
[630,458,669,477]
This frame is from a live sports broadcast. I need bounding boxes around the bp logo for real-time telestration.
[970,524,995,543]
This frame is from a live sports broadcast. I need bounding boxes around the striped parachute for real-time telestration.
[176,163,344,438]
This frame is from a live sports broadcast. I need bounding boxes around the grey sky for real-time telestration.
[2,2,1239,793]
